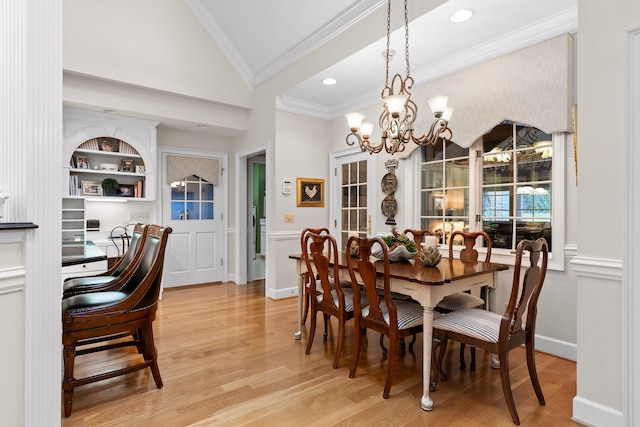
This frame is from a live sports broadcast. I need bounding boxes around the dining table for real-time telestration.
[289,251,509,411]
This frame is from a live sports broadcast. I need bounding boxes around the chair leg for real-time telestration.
[379,333,387,355]
[459,343,467,370]
[498,351,520,425]
[526,341,545,405]
[302,287,310,325]
[62,342,77,418]
[470,346,476,371]
[349,320,363,379]
[305,309,317,355]
[408,333,417,351]
[323,313,329,340]
[383,335,397,399]
[430,337,446,391]
[140,320,163,388]
[333,316,345,369]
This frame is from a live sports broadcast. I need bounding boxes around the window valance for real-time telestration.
[400,34,574,157]
[166,155,219,186]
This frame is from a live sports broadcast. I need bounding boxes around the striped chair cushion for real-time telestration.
[436,292,484,311]
[362,300,423,329]
[432,308,502,343]
[316,288,367,313]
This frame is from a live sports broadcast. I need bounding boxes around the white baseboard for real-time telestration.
[227,273,236,283]
[536,334,576,361]
[572,396,623,427]
[267,285,298,300]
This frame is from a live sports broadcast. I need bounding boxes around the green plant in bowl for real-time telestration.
[101,178,119,196]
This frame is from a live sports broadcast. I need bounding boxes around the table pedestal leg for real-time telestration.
[421,305,434,411]
[294,273,303,340]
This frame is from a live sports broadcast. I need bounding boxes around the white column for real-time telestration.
[1,0,63,425]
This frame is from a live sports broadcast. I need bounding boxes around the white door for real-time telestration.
[162,155,224,287]
[331,150,377,249]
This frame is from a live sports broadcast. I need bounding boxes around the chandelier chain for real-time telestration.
[404,0,410,77]
[385,0,391,87]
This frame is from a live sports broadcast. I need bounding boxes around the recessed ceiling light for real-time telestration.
[322,78,337,86]
[449,8,474,23]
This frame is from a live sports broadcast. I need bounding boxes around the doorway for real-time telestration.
[235,144,268,287]
[248,154,266,281]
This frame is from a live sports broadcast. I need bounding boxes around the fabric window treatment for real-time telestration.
[399,34,574,158]
[166,155,219,185]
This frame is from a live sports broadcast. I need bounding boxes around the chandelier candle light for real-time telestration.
[345,0,454,155]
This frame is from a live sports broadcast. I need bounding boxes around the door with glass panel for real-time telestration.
[163,172,223,287]
[332,151,376,250]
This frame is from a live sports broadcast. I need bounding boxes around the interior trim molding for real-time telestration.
[0,267,25,295]
[570,256,623,281]
[573,396,623,427]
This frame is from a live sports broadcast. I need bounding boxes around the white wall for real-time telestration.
[63,0,251,109]
[571,0,640,425]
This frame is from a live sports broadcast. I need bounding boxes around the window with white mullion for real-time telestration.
[419,139,470,245]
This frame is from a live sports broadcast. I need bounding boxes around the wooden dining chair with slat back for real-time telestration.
[303,230,365,369]
[300,227,352,324]
[435,230,492,371]
[347,236,423,399]
[432,238,549,425]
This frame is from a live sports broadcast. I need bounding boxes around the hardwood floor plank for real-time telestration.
[62,281,580,426]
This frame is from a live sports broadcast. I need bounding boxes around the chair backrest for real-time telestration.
[302,231,345,308]
[347,236,397,329]
[501,238,548,342]
[107,223,148,276]
[63,224,172,326]
[448,230,492,263]
[403,229,433,248]
[301,227,336,273]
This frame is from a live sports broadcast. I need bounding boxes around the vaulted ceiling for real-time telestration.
[187,0,577,120]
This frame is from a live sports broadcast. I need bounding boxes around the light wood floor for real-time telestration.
[62,281,580,426]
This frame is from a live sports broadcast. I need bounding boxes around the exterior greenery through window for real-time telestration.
[170,175,214,220]
[420,120,553,252]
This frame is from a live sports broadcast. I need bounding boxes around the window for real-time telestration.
[420,120,562,263]
[482,122,552,251]
[170,175,214,220]
[419,139,470,245]
[340,160,368,245]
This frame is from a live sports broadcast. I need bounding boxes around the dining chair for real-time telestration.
[435,230,492,371]
[300,227,352,324]
[62,223,148,298]
[303,230,364,369]
[432,238,549,425]
[403,228,433,252]
[347,236,423,399]
[62,224,172,417]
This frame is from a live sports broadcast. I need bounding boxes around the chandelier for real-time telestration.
[345,0,454,155]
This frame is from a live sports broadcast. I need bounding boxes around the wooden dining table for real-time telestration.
[289,251,509,411]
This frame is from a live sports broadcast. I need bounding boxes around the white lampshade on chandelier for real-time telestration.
[345,0,454,155]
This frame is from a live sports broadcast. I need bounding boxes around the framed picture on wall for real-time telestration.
[296,177,324,207]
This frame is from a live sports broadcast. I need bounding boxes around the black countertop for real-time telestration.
[0,222,38,230]
[62,241,107,267]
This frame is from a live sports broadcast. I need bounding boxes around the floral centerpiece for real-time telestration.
[373,227,418,262]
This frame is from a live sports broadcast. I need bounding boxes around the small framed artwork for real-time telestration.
[74,155,89,169]
[120,159,135,172]
[118,184,135,197]
[135,165,145,173]
[98,138,118,152]
[81,181,103,196]
[296,178,324,207]
[433,197,444,212]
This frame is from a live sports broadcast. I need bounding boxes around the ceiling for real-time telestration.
[187,0,577,123]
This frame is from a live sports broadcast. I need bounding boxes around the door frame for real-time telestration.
[236,144,268,286]
[329,147,379,244]
[157,145,229,285]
